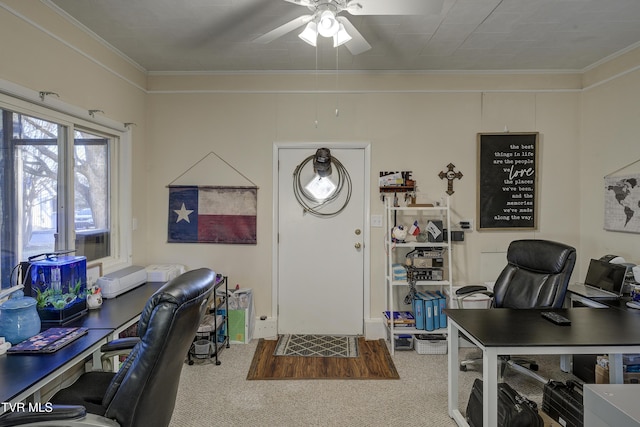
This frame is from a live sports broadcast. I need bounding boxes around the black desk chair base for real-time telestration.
[459,351,547,384]
[0,406,119,427]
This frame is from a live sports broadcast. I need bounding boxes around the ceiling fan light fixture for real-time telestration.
[333,23,352,47]
[317,10,340,37]
[298,21,318,46]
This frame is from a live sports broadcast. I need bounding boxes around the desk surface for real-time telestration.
[0,328,112,403]
[447,307,640,427]
[445,307,640,348]
[69,281,164,330]
[0,281,164,404]
[568,284,637,311]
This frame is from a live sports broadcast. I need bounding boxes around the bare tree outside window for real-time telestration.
[6,112,110,263]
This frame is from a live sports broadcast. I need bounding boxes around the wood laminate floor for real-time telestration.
[246,338,400,380]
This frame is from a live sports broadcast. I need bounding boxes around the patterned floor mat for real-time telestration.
[273,334,359,358]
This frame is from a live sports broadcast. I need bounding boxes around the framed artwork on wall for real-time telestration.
[477,132,539,231]
[604,173,640,233]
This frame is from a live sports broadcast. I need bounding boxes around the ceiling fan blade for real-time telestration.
[283,0,314,6]
[337,17,371,55]
[346,0,444,15]
[253,15,314,44]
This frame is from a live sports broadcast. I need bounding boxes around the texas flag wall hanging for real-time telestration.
[168,185,257,244]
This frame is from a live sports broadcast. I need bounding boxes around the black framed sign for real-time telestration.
[477,132,538,230]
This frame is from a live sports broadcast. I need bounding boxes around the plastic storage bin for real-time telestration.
[394,335,414,350]
[414,334,447,354]
[445,284,493,309]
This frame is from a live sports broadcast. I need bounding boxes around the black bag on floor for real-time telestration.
[542,380,583,427]
[466,378,543,427]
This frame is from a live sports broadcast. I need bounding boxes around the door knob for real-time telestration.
[355,229,361,235]
[354,242,361,249]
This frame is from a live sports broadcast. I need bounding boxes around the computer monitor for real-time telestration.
[584,258,627,295]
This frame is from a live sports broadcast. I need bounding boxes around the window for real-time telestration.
[74,129,111,261]
[0,95,129,289]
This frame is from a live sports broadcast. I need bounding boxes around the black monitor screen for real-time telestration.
[584,258,627,293]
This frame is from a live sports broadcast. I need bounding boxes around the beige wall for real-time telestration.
[2,1,639,322]
[579,60,640,274]
[146,76,582,318]
[0,1,148,267]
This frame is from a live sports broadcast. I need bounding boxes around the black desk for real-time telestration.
[446,308,640,427]
[565,285,639,381]
[0,281,164,408]
[71,282,164,333]
[567,283,634,311]
[0,329,112,404]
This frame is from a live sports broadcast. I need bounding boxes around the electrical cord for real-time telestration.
[404,277,417,305]
[292,154,352,218]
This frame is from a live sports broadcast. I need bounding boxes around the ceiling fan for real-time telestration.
[253,0,444,55]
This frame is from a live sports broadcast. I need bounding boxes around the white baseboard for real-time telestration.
[253,317,277,339]
[252,317,386,340]
[365,318,386,340]
[365,318,476,348]
[253,317,476,346]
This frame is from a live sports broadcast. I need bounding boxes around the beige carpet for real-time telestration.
[170,340,576,427]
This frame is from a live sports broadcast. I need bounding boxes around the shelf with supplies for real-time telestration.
[383,198,453,354]
[188,274,229,365]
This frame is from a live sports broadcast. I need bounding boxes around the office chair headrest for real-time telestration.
[137,268,216,337]
[507,239,576,274]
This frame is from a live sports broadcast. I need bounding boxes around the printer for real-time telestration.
[97,265,147,298]
[599,254,637,293]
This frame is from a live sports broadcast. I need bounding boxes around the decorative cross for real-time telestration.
[438,163,463,195]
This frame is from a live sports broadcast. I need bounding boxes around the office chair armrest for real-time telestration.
[99,337,140,372]
[100,337,140,353]
[455,285,493,297]
[455,285,487,295]
[0,405,86,427]
[455,285,494,307]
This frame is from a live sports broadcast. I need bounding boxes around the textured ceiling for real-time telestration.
[47,0,640,72]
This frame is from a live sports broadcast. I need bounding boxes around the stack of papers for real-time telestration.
[383,311,415,327]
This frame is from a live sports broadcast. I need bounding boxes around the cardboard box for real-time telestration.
[595,364,640,384]
[539,410,563,427]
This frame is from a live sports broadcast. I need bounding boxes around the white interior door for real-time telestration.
[276,145,367,335]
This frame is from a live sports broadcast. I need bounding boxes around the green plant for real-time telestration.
[35,287,52,308]
[73,278,82,296]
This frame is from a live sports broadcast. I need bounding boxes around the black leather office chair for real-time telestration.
[457,239,576,382]
[0,268,217,427]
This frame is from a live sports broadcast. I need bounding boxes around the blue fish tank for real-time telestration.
[28,255,88,325]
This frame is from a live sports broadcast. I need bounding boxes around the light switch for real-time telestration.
[371,214,383,227]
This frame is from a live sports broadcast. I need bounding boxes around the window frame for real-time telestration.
[0,88,132,284]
